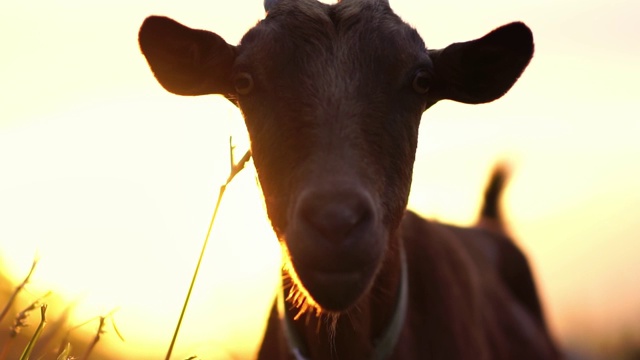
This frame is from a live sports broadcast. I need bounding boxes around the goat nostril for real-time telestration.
[299,193,373,244]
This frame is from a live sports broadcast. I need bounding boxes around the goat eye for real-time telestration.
[412,71,431,94]
[234,73,254,95]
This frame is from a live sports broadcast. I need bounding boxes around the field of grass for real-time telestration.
[0,259,122,360]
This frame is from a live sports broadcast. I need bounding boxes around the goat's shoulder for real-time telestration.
[401,210,513,273]
[442,220,548,330]
[399,211,558,359]
[401,210,544,321]
[402,212,532,287]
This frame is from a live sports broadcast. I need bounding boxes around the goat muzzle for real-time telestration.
[284,185,386,310]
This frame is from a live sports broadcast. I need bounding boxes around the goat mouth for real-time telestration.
[293,263,376,312]
[310,270,362,291]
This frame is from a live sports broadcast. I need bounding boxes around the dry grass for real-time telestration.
[0,258,121,360]
[0,140,252,360]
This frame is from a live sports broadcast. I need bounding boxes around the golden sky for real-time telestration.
[1,0,639,358]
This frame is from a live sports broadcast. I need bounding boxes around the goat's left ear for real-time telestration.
[139,16,236,96]
[427,22,533,105]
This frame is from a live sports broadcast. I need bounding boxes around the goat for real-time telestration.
[138,0,559,358]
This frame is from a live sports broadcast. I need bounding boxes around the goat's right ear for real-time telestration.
[139,16,236,96]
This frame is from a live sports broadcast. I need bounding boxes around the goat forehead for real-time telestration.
[240,0,426,92]
[265,0,387,21]
[248,0,423,53]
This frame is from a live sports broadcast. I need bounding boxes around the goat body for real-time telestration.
[139,0,559,358]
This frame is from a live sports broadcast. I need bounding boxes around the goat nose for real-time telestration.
[298,189,373,245]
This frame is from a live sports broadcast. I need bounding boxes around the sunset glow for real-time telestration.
[1,0,639,358]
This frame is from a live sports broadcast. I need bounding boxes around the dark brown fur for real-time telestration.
[258,170,559,359]
[138,0,559,358]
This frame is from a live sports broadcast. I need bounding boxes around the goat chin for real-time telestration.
[280,243,378,315]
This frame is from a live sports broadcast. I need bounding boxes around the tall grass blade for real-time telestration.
[56,343,71,360]
[19,304,47,360]
[0,258,38,324]
[164,144,251,360]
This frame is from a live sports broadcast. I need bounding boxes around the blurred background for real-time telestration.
[1,0,638,358]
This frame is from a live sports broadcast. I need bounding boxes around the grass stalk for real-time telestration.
[19,304,47,360]
[0,258,38,324]
[0,290,51,360]
[56,342,72,360]
[164,141,251,360]
[80,315,105,360]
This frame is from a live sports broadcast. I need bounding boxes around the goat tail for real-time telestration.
[477,164,511,234]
